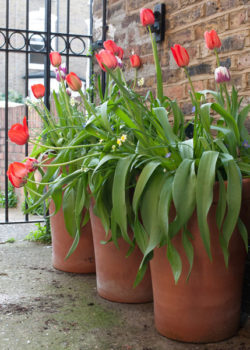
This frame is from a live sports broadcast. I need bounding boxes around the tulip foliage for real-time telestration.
[7,10,250,282]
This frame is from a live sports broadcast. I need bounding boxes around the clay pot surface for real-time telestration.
[150,178,249,343]
[50,201,95,273]
[89,199,153,303]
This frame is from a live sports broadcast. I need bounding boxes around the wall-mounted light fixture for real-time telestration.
[151,3,165,43]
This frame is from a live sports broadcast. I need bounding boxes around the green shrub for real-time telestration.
[21,198,44,216]
[25,219,51,244]
[0,183,18,208]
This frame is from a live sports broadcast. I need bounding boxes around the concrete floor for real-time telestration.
[0,224,249,350]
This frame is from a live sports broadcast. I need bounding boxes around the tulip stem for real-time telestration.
[148,26,163,103]
[29,139,102,150]
[40,153,100,167]
[59,70,75,127]
[133,69,138,89]
[223,83,231,112]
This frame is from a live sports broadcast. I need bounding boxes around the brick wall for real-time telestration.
[93,0,250,125]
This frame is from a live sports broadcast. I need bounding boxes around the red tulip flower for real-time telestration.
[49,51,62,67]
[66,72,82,91]
[7,162,29,188]
[24,158,39,173]
[8,116,29,145]
[103,40,124,59]
[204,30,221,50]
[130,54,141,68]
[140,8,155,27]
[95,49,118,72]
[31,84,45,99]
[171,44,190,67]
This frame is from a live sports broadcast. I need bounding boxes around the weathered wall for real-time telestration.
[93,0,250,117]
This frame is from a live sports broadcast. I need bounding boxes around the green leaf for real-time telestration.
[238,104,250,137]
[132,161,161,214]
[65,229,80,259]
[170,160,196,237]
[51,190,62,216]
[167,242,182,283]
[196,151,219,260]
[170,100,184,137]
[182,227,194,281]
[216,171,226,230]
[200,103,211,133]
[133,218,149,253]
[237,162,250,175]
[178,139,193,159]
[237,218,248,252]
[115,107,137,130]
[63,186,77,238]
[221,158,242,265]
[153,107,178,145]
[158,175,174,240]
[112,155,135,244]
[211,103,240,144]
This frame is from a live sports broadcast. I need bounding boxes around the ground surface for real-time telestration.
[0,224,250,350]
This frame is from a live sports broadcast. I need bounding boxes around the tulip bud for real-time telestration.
[49,51,62,67]
[66,72,82,91]
[171,44,189,67]
[140,8,155,26]
[31,84,45,99]
[129,54,141,68]
[8,116,29,145]
[204,30,221,50]
[24,158,38,173]
[95,49,118,72]
[66,88,72,97]
[7,162,28,188]
[214,66,230,84]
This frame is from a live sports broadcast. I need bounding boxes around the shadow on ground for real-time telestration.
[0,227,249,350]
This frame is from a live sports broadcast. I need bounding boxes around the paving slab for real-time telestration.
[0,229,249,350]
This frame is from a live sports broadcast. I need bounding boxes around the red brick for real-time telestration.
[170,4,205,30]
[229,9,248,29]
[164,84,185,100]
[205,1,220,16]
[238,52,250,69]
[220,0,248,11]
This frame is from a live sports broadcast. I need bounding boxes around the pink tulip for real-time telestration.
[95,49,118,72]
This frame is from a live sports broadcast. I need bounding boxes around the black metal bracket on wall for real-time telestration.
[151,3,165,43]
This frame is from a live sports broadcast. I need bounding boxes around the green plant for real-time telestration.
[0,183,18,208]
[0,89,24,103]
[21,197,44,216]
[25,220,51,244]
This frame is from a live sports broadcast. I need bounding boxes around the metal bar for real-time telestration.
[44,0,52,109]
[0,27,92,38]
[101,0,107,95]
[24,0,29,222]
[4,0,9,223]
[0,48,91,58]
[89,0,93,100]
[0,220,45,225]
[66,0,70,71]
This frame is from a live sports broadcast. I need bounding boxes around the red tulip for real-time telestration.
[7,162,28,188]
[8,116,29,145]
[140,8,155,26]
[204,30,221,50]
[49,51,62,67]
[129,54,141,68]
[31,84,45,99]
[66,72,82,91]
[95,49,118,72]
[171,44,189,67]
[103,40,124,59]
[117,46,124,60]
[24,158,38,173]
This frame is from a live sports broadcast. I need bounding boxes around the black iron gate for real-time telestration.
[0,0,93,224]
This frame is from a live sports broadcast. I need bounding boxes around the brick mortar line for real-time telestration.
[169,3,248,19]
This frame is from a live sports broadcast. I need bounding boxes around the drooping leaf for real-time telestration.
[167,241,182,284]
[196,151,219,260]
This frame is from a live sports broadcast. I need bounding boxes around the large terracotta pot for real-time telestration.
[50,201,96,273]
[89,199,153,303]
[150,178,249,343]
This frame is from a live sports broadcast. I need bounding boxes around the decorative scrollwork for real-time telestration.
[9,31,26,50]
[0,31,6,49]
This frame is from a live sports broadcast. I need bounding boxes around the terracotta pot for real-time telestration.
[89,199,153,303]
[50,200,96,273]
[150,178,249,343]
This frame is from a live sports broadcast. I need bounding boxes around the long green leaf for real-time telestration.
[112,155,135,244]
[196,151,219,260]
[170,160,196,237]
[153,107,178,145]
[182,227,194,281]
[63,186,77,238]
[132,161,161,214]
[167,241,182,283]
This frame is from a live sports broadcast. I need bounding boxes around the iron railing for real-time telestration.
[0,0,93,224]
